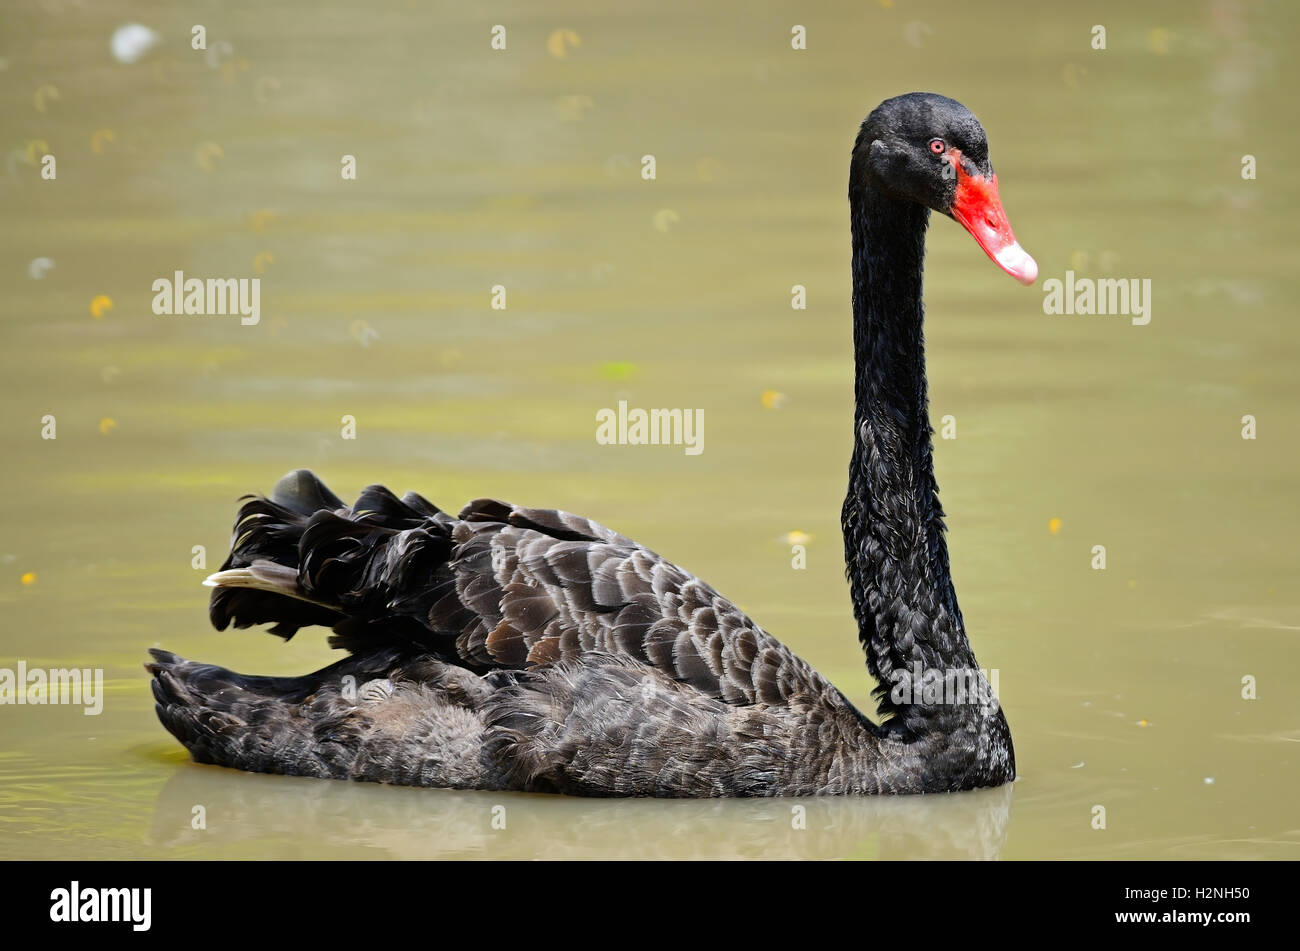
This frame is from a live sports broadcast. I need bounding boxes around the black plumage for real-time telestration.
[149,93,1022,796]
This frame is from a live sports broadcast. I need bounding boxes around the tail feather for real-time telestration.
[297,511,450,602]
[208,520,346,638]
[208,472,347,638]
[270,468,345,517]
[147,647,351,777]
[146,648,497,787]
[204,562,299,595]
[350,483,446,527]
[208,469,456,643]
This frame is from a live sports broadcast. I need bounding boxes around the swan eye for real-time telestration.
[929,138,946,155]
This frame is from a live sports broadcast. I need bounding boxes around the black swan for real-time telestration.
[148,93,1036,797]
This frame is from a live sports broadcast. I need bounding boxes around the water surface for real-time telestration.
[1,0,1297,859]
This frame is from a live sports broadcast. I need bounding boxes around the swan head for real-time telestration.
[852,92,1037,285]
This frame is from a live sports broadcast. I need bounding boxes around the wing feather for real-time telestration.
[215,478,839,713]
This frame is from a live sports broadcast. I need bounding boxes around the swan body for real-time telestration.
[149,93,1034,797]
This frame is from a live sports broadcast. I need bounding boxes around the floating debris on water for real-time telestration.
[111,24,160,65]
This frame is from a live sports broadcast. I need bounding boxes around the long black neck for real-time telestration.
[842,185,980,728]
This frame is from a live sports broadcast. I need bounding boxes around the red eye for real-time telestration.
[929,138,946,154]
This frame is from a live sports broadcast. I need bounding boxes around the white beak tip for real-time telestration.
[995,242,1038,285]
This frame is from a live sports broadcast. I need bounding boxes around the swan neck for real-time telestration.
[844,187,980,721]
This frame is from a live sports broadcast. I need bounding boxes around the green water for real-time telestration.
[1,0,1297,858]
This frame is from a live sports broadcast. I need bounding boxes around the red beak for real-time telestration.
[947,150,1037,285]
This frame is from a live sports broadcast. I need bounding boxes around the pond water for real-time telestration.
[1,0,1296,858]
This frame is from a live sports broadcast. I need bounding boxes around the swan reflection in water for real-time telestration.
[146,764,1015,860]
